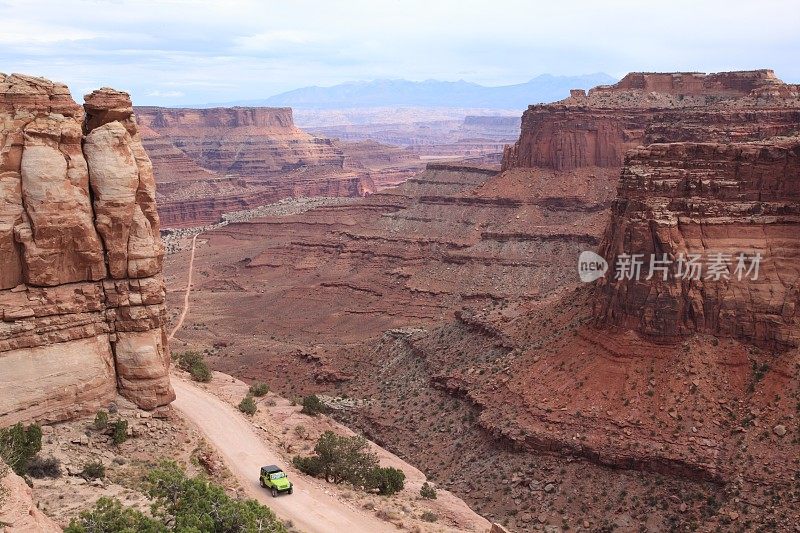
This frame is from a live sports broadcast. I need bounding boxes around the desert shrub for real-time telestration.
[94,410,109,430]
[0,423,42,476]
[238,395,257,415]
[300,395,327,416]
[27,456,61,479]
[68,463,288,532]
[145,461,287,532]
[82,461,106,480]
[293,425,309,440]
[420,511,438,522]
[112,420,128,445]
[175,350,212,383]
[293,430,395,493]
[249,382,269,397]
[420,481,437,499]
[292,455,323,477]
[0,460,8,510]
[365,466,405,496]
[65,497,166,533]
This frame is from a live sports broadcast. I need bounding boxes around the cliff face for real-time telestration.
[594,138,800,348]
[136,106,345,174]
[0,75,174,425]
[502,70,800,171]
[134,106,379,227]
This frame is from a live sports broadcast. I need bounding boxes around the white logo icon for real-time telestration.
[578,251,608,282]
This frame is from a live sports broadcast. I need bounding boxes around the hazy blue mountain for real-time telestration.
[211,74,616,110]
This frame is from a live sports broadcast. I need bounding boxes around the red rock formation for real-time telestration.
[0,75,174,425]
[594,138,800,348]
[502,70,800,171]
[135,106,383,227]
[0,459,61,532]
[136,106,344,174]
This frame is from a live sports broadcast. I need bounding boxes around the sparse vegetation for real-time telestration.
[365,466,405,496]
[112,419,128,445]
[249,382,270,397]
[300,395,328,416]
[238,395,257,415]
[0,423,42,476]
[292,431,404,496]
[81,460,105,480]
[27,455,61,479]
[174,350,212,383]
[0,460,8,510]
[66,462,287,532]
[64,497,164,533]
[420,510,438,522]
[420,481,437,499]
[93,410,109,430]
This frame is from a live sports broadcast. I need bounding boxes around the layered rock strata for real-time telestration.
[503,70,800,171]
[594,138,800,348]
[0,75,174,425]
[135,106,380,227]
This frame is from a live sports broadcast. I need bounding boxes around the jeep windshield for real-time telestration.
[269,472,286,480]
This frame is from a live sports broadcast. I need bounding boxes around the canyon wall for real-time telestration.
[594,138,800,347]
[136,106,345,174]
[135,106,386,227]
[502,70,800,171]
[0,75,174,425]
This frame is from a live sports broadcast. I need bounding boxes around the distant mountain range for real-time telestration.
[207,74,616,110]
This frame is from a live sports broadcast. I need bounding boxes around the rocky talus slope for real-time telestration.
[0,75,174,425]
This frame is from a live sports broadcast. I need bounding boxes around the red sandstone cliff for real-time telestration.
[502,70,800,171]
[0,75,174,424]
[594,138,800,348]
[135,106,378,227]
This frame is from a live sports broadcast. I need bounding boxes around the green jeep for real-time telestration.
[259,464,293,497]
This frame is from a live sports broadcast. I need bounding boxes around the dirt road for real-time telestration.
[168,231,201,341]
[171,378,395,533]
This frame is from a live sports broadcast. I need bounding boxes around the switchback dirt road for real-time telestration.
[172,378,394,533]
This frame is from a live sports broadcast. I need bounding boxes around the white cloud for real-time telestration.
[0,0,797,105]
[145,90,185,98]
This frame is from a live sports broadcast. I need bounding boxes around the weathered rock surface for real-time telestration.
[135,106,379,227]
[503,70,800,171]
[0,75,174,425]
[595,138,800,348]
[0,459,61,532]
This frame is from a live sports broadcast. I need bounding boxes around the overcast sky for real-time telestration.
[2,0,798,106]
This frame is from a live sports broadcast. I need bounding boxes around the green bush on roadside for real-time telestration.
[238,395,257,415]
[174,350,212,383]
[66,462,287,533]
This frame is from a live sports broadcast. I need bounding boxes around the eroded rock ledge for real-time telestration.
[0,74,174,425]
